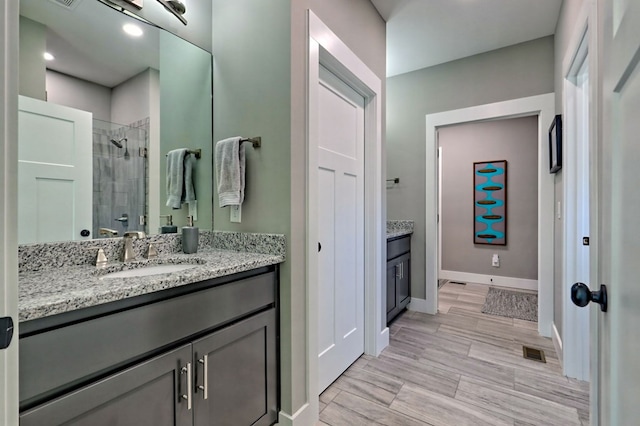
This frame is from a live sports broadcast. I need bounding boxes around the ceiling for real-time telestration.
[20,0,160,88]
[371,0,563,77]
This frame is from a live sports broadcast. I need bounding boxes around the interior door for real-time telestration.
[317,65,365,392]
[594,0,640,422]
[18,96,92,243]
[1,3,19,425]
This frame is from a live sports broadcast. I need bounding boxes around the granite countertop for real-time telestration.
[387,220,414,240]
[19,249,284,323]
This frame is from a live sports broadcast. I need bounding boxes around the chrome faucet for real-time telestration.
[99,227,119,237]
[122,231,146,262]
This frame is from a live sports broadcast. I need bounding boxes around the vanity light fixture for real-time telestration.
[123,23,143,37]
[156,0,187,25]
[44,52,55,61]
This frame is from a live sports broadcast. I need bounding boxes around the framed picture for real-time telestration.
[474,160,507,245]
[549,114,562,173]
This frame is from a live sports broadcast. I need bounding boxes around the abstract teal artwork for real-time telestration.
[474,160,507,245]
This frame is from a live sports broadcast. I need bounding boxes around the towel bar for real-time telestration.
[186,149,201,159]
[241,137,261,148]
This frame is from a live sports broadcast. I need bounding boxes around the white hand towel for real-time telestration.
[166,148,187,209]
[215,137,245,207]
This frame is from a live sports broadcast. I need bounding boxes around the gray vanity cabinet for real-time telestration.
[20,344,193,426]
[19,268,279,426]
[193,308,278,426]
[386,235,411,324]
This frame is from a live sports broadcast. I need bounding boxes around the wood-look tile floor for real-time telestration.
[318,282,590,426]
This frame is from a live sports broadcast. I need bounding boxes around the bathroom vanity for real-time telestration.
[386,221,414,324]
[18,232,284,426]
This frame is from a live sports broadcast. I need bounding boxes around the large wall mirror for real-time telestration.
[18,0,213,244]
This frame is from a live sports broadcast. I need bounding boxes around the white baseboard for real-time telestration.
[408,297,430,313]
[278,402,315,426]
[552,322,563,368]
[375,327,390,356]
[440,270,538,291]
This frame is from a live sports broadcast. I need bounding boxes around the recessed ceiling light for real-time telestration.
[44,52,55,61]
[123,23,143,37]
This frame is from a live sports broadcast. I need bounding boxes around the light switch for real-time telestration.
[230,205,242,223]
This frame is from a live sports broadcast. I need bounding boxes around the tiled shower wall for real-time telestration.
[92,118,149,238]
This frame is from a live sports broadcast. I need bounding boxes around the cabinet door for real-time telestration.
[397,253,411,310]
[386,261,399,322]
[192,309,278,426]
[20,344,193,426]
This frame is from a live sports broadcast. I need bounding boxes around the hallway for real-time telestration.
[319,282,589,425]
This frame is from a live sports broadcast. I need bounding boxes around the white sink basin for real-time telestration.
[100,264,199,279]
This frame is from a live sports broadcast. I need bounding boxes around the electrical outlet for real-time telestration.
[492,253,500,267]
[230,205,241,223]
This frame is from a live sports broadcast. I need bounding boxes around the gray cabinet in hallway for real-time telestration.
[386,235,411,324]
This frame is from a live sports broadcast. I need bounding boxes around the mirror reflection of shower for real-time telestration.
[93,118,149,238]
[110,137,125,148]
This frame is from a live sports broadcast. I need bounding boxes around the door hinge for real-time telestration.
[583,236,590,246]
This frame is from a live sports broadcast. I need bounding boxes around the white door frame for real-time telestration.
[306,7,385,414]
[561,17,591,381]
[0,0,20,424]
[424,94,556,337]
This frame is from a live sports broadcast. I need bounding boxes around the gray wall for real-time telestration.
[18,16,46,100]
[387,36,554,300]
[212,0,385,418]
[111,70,152,126]
[552,0,586,340]
[440,116,538,280]
[45,70,111,122]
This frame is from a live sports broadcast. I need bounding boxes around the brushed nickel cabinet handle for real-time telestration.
[197,355,208,400]
[181,363,192,410]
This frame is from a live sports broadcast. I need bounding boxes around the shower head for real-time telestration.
[110,138,127,148]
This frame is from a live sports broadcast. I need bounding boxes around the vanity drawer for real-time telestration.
[387,235,411,260]
[20,270,276,408]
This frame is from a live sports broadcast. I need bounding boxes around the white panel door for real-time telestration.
[594,0,640,423]
[18,96,92,243]
[317,66,365,392]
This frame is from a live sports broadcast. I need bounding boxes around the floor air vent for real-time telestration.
[522,346,546,363]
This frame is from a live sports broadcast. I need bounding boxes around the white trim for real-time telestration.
[426,93,555,337]
[307,7,384,409]
[278,403,315,426]
[437,145,443,277]
[408,297,430,314]
[440,270,538,291]
[562,27,591,382]
[377,327,390,355]
[552,322,564,368]
[0,1,20,424]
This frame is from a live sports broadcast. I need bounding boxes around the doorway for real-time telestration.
[423,94,556,337]
[561,31,590,381]
[437,117,540,297]
[306,11,385,412]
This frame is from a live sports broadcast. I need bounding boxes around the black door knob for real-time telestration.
[80,229,91,237]
[571,282,608,312]
[318,242,322,252]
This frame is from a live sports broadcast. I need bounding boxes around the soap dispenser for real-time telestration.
[182,215,199,254]
[159,215,177,234]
